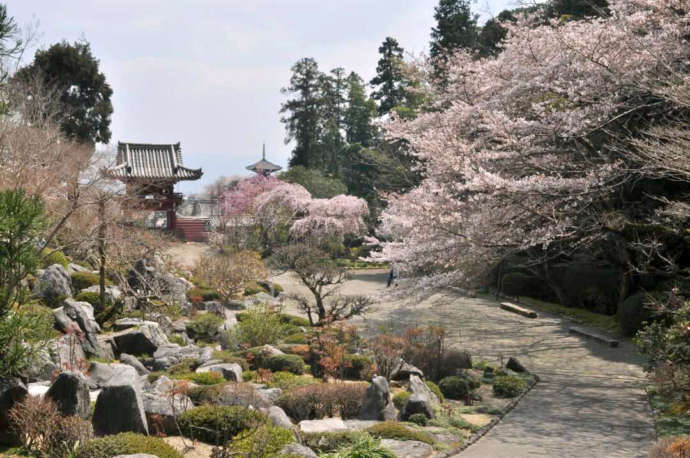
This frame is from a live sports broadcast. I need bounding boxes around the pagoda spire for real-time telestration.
[262,142,266,160]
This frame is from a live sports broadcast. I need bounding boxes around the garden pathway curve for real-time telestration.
[274,269,655,458]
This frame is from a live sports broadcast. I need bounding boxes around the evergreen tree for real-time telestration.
[370,37,407,116]
[318,67,347,174]
[0,4,22,82]
[15,40,113,145]
[477,10,515,57]
[430,0,479,60]
[280,58,323,169]
[546,0,608,18]
[344,72,377,147]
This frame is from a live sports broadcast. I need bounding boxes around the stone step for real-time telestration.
[568,326,619,348]
[499,302,538,318]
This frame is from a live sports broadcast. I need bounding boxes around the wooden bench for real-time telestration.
[500,302,538,318]
[569,326,619,347]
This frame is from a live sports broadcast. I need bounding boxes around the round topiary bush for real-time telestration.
[408,413,428,426]
[343,354,375,380]
[232,425,295,457]
[365,421,435,444]
[439,376,470,400]
[186,313,224,342]
[262,354,307,375]
[177,405,266,445]
[492,375,527,398]
[40,248,69,269]
[75,432,183,458]
[392,391,410,410]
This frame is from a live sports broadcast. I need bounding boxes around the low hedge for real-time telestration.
[261,354,307,375]
[283,332,309,344]
[75,432,182,458]
[343,354,375,380]
[41,248,69,269]
[278,382,368,421]
[265,371,318,391]
[186,287,221,302]
[493,375,528,398]
[231,425,295,457]
[178,405,266,445]
[279,313,311,327]
[186,313,224,342]
[71,272,105,291]
[174,371,225,386]
[366,421,435,445]
[301,431,365,454]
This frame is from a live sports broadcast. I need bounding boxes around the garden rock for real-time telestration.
[279,443,318,458]
[62,299,105,358]
[45,371,91,419]
[120,353,150,376]
[113,317,146,331]
[401,375,440,420]
[68,262,92,274]
[93,383,148,436]
[359,376,397,421]
[81,284,122,303]
[25,346,58,381]
[34,264,72,305]
[299,418,348,433]
[507,356,527,373]
[0,377,27,445]
[49,334,86,372]
[260,344,285,357]
[142,390,193,435]
[87,362,138,389]
[108,322,169,356]
[268,406,294,429]
[196,362,243,382]
[258,387,282,404]
[380,439,434,458]
[151,343,208,370]
[391,358,424,381]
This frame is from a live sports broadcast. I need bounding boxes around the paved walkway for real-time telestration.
[275,269,655,457]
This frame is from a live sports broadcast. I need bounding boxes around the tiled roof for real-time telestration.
[246,158,282,173]
[104,142,203,181]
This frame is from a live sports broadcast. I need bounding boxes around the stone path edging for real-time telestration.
[437,374,540,457]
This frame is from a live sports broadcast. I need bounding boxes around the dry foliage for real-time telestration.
[277,382,368,421]
[368,334,405,380]
[193,251,267,303]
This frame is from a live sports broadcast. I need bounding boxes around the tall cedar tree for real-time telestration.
[370,37,407,116]
[281,58,322,169]
[546,0,608,18]
[0,4,22,82]
[477,10,515,57]
[344,72,377,147]
[15,41,113,145]
[318,67,347,175]
[430,0,479,60]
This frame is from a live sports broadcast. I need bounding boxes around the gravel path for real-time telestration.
[274,269,655,457]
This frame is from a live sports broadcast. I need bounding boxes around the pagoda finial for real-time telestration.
[262,142,266,160]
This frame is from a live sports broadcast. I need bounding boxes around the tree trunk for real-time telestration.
[98,199,107,313]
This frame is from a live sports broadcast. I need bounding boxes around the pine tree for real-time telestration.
[370,37,407,116]
[280,58,323,169]
[318,67,347,174]
[430,0,479,76]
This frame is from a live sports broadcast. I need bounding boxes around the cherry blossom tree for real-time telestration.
[370,0,690,299]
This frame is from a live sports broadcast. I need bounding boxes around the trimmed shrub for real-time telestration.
[167,357,201,375]
[278,382,368,421]
[231,425,295,457]
[175,371,225,386]
[439,376,470,400]
[188,382,266,407]
[280,313,311,327]
[40,248,69,269]
[244,282,267,296]
[224,305,289,349]
[76,432,182,458]
[493,375,527,398]
[392,391,410,410]
[437,349,473,379]
[266,371,318,391]
[618,293,650,337]
[425,380,444,402]
[343,354,375,380]
[70,272,104,291]
[186,313,224,342]
[284,332,309,344]
[169,334,187,346]
[262,354,307,375]
[186,287,220,302]
[365,421,435,444]
[178,405,266,445]
[272,283,284,296]
[408,413,428,426]
[462,371,482,390]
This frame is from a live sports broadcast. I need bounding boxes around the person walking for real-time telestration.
[387,265,397,287]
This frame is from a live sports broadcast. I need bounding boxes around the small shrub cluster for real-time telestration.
[186,313,224,342]
[262,354,307,375]
[187,287,221,302]
[76,432,182,458]
[439,376,470,400]
[343,354,375,380]
[278,382,368,421]
[425,380,444,402]
[301,431,365,454]
[175,371,226,386]
[265,371,318,391]
[648,436,690,458]
[224,305,289,349]
[408,413,428,426]
[230,425,295,457]
[366,421,434,444]
[211,350,249,369]
[178,405,266,445]
[321,434,396,458]
[188,382,267,408]
[40,248,69,269]
[70,271,105,291]
[284,332,309,344]
[392,391,410,410]
[493,375,528,398]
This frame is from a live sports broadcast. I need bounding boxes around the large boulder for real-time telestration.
[34,264,72,305]
[506,357,527,373]
[196,362,243,382]
[62,299,106,358]
[298,418,348,434]
[93,383,148,436]
[48,334,87,374]
[142,390,193,435]
[87,362,138,390]
[267,406,293,429]
[401,375,440,421]
[151,344,206,371]
[108,322,169,356]
[127,256,188,306]
[390,358,424,381]
[359,376,397,421]
[279,443,318,458]
[45,371,90,419]
[120,353,150,376]
[380,439,434,458]
[0,377,27,445]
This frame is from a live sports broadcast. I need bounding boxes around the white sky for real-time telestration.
[8,0,516,193]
